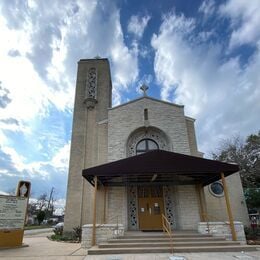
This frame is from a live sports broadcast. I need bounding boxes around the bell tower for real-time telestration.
[64,58,112,232]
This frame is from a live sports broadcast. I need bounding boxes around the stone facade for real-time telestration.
[198,221,246,243]
[175,185,200,230]
[64,59,112,232]
[185,117,200,157]
[106,187,128,229]
[108,97,191,162]
[204,173,249,226]
[64,58,249,240]
[82,224,124,248]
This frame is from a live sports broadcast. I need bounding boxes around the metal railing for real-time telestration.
[162,213,173,254]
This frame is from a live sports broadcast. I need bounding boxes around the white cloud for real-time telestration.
[199,0,216,16]
[1,147,27,172]
[0,56,51,122]
[0,0,139,121]
[219,0,260,49]
[51,142,70,170]
[110,12,139,104]
[0,141,70,197]
[127,14,151,39]
[0,190,10,195]
[151,13,196,102]
[0,0,139,198]
[151,12,260,156]
[53,198,66,215]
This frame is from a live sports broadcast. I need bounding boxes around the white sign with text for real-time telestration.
[0,196,27,229]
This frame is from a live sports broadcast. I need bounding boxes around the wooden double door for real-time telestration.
[138,186,164,230]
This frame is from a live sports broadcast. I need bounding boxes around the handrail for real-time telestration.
[162,214,173,254]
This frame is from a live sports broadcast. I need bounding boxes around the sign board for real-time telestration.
[0,195,27,230]
[0,180,30,248]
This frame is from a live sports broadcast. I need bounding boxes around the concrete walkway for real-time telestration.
[0,232,86,259]
[84,251,260,260]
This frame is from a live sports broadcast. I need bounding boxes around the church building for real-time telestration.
[64,58,249,246]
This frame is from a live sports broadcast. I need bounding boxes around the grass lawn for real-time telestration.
[24,225,52,230]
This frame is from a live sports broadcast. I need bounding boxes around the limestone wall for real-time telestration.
[64,59,111,232]
[204,173,249,226]
[175,185,201,230]
[108,97,191,162]
[185,117,199,157]
[82,224,124,248]
[106,187,128,229]
[198,221,246,243]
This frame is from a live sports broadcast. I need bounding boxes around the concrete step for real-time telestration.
[120,233,213,239]
[99,240,241,248]
[108,236,226,243]
[87,245,258,255]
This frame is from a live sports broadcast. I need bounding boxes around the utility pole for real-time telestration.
[47,187,54,218]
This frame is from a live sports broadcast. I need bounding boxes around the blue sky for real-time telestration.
[0,0,260,202]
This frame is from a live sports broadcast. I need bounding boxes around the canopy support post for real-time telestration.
[103,186,107,224]
[91,176,98,246]
[196,184,206,222]
[221,172,237,241]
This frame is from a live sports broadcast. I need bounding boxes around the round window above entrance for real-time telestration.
[209,181,224,197]
[136,139,159,155]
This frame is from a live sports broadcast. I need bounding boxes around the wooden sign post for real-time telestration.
[0,181,31,248]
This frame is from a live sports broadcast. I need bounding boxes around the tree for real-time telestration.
[35,193,48,211]
[212,131,260,188]
[37,210,46,225]
[27,200,38,216]
[245,188,260,209]
[27,188,56,224]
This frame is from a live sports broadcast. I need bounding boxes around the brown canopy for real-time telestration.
[82,150,239,187]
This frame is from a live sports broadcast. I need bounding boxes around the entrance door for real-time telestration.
[138,186,164,230]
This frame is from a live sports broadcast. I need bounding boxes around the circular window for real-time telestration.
[209,182,224,197]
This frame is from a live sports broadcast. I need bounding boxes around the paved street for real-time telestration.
[24,228,53,236]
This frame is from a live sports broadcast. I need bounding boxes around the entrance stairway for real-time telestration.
[87,231,257,255]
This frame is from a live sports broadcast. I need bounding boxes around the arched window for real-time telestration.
[136,139,159,155]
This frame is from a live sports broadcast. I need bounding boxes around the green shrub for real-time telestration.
[50,227,81,242]
[244,226,260,240]
[73,226,82,242]
[50,234,73,241]
[53,225,63,236]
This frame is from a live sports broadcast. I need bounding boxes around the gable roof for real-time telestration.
[82,150,239,187]
[109,96,184,111]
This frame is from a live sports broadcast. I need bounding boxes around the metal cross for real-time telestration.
[140,84,149,96]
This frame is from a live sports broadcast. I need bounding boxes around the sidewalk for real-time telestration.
[0,233,86,259]
[85,251,260,260]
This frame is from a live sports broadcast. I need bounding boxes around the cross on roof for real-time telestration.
[140,84,149,96]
